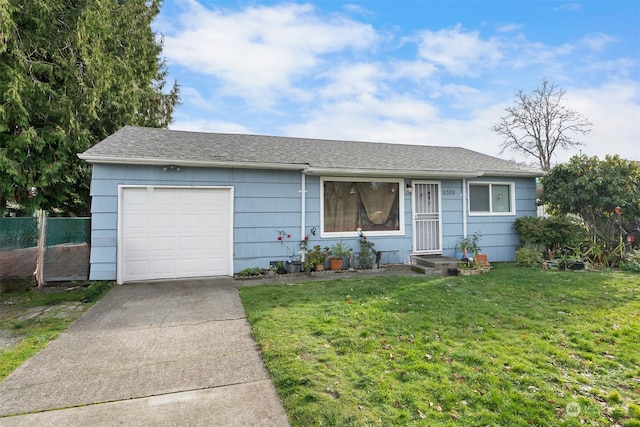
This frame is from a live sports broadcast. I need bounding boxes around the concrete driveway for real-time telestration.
[0,279,290,426]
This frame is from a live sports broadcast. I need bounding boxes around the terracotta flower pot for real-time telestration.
[329,257,343,271]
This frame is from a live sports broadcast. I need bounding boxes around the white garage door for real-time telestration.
[118,186,233,283]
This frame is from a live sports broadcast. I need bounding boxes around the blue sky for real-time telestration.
[155,1,640,166]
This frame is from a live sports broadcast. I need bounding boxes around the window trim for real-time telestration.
[468,181,516,216]
[320,177,405,238]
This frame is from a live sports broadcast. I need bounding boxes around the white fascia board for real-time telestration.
[482,170,543,178]
[77,155,308,171]
[304,167,481,179]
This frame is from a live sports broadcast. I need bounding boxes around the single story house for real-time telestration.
[79,125,542,284]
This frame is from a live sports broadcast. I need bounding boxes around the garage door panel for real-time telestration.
[123,237,150,253]
[153,214,177,228]
[151,260,176,275]
[126,213,154,228]
[179,236,205,249]
[126,260,150,276]
[120,187,232,282]
[150,237,178,252]
[154,190,178,206]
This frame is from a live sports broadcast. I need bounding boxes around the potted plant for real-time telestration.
[269,260,287,274]
[456,258,484,275]
[305,245,330,271]
[456,232,482,260]
[329,241,351,270]
[557,245,586,270]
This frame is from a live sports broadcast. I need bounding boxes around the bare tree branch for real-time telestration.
[491,79,592,171]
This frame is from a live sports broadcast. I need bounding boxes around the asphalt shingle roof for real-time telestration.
[79,126,542,177]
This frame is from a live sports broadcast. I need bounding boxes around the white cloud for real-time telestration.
[178,86,216,111]
[555,3,582,12]
[495,23,523,33]
[416,25,503,75]
[579,33,617,51]
[567,81,640,161]
[171,118,252,135]
[390,60,438,82]
[319,62,383,99]
[163,1,378,107]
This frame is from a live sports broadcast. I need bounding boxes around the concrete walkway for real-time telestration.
[0,279,289,426]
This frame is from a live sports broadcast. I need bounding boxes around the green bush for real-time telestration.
[513,216,587,250]
[238,267,265,277]
[620,249,640,272]
[515,245,545,267]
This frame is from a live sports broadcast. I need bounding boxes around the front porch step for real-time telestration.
[410,255,460,276]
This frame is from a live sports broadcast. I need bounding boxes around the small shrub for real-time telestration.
[238,267,264,277]
[357,230,376,269]
[83,281,113,303]
[621,249,640,272]
[515,245,544,267]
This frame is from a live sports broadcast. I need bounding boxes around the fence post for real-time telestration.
[34,209,47,287]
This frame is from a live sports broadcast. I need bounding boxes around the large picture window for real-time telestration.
[469,182,514,215]
[322,178,403,236]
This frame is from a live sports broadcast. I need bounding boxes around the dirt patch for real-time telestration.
[1,285,88,353]
[0,329,22,351]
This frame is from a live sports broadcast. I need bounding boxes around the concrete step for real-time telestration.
[410,255,460,276]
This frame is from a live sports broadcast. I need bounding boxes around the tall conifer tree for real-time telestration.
[0,0,179,215]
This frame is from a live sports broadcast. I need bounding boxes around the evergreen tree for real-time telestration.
[0,0,179,215]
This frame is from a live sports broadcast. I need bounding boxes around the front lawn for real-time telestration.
[239,266,640,426]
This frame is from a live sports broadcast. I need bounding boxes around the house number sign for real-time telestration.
[442,190,456,196]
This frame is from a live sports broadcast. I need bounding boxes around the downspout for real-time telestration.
[462,178,468,238]
[300,170,307,261]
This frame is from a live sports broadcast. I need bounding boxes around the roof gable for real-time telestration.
[79,126,542,178]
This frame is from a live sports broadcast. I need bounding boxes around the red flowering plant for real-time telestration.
[276,230,295,260]
[276,227,316,261]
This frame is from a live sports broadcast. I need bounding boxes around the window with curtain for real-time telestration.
[469,182,514,215]
[322,179,401,234]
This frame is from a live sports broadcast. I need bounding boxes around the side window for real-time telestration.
[469,182,514,215]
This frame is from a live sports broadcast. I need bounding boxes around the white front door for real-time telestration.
[412,181,442,253]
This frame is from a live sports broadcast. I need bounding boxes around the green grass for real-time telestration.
[239,266,640,426]
[0,281,113,381]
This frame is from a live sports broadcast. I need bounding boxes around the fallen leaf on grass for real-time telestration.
[417,410,426,419]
